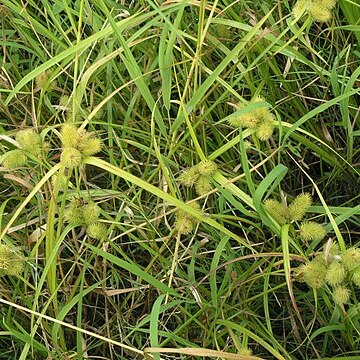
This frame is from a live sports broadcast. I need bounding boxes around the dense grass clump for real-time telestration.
[0,0,359,359]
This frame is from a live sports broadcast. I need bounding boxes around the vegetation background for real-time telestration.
[0,0,359,359]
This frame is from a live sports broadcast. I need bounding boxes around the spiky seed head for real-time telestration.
[15,129,42,156]
[87,222,107,240]
[228,111,258,128]
[309,6,332,22]
[187,202,202,226]
[64,207,85,227]
[263,199,287,225]
[187,201,201,211]
[252,96,271,119]
[61,123,81,148]
[256,120,274,141]
[351,267,360,287]
[35,71,48,89]
[0,245,24,277]
[2,149,27,169]
[176,202,201,219]
[195,175,212,196]
[197,160,217,177]
[175,202,201,235]
[342,247,360,271]
[238,114,258,128]
[288,193,312,222]
[6,257,24,276]
[77,136,102,156]
[228,103,258,128]
[60,147,82,169]
[322,0,337,9]
[238,347,252,356]
[178,166,199,187]
[35,70,56,91]
[175,216,193,235]
[0,244,12,270]
[299,221,326,242]
[300,260,327,289]
[64,198,85,226]
[82,202,101,226]
[325,261,346,287]
[292,0,311,19]
[328,241,340,256]
[332,286,350,305]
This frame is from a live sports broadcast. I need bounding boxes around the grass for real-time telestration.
[0,0,359,359]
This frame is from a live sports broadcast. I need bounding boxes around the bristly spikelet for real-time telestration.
[35,70,56,91]
[178,167,199,187]
[187,201,201,217]
[175,215,193,235]
[228,103,258,128]
[252,96,270,119]
[0,244,11,271]
[77,136,102,156]
[61,123,81,148]
[64,198,85,226]
[322,0,337,9]
[299,221,326,242]
[263,199,287,225]
[309,6,332,22]
[256,120,274,141]
[229,97,276,140]
[342,247,360,271]
[293,0,337,22]
[175,202,201,235]
[238,347,252,356]
[197,160,217,177]
[87,222,107,240]
[299,259,327,289]
[0,245,24,277]
[325,261,346,287]
[329,242,340,256]
[288,193,312,222]
[60,147,82,169]
[2,149,27,169]
[292,0,311,19]
[228,113,258,128]
[15,129,42,156]
[6,256,24,276]
[195,175,212,196]
[352,267,360,287]
[332,286,350,305]
[82,202,101,226]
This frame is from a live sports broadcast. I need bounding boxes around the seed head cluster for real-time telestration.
[297,242,360,306]
[264,193,315,226]
[1,129,42,169]
[175,202,202,235]
[0,244,24,277]
[60,123,102,169]
[228,97,275,141]
[64,198,107,241]
[178,160,217,196]
[292,0,338,22]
